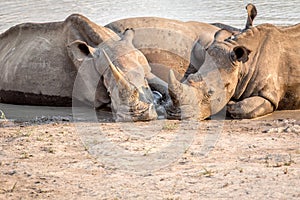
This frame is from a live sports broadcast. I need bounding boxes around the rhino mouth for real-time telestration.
[114,101,157,122]
[111,87,157,122]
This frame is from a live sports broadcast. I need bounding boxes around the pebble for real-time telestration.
[4,170,17,175]
[262,125,300,133]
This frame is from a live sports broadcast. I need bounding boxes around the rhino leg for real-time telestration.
[227,96,274,119]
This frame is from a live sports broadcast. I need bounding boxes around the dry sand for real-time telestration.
[0,108,299,199]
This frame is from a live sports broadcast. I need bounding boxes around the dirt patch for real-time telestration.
[0,110,300,199]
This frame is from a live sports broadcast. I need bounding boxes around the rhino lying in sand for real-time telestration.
[168,23,300,120]
[0,14,164,121]
[105,4,257,118]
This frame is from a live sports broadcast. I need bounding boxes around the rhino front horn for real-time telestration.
[102,49,134,91]
[167,70,203,120]
[168,70,183,106]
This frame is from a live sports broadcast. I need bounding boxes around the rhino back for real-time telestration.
[106,17,219,81]
[0,21,76,104]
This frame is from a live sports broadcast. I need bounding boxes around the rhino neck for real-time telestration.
[232,57,258,101]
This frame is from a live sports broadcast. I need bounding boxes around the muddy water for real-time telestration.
[1,0,299,33]
[0,1,299,121]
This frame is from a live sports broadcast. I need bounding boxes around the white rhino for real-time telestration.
[0,14,160,121]
[168,22,300,120]
[105,4,257,118]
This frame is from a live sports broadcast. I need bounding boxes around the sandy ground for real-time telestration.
[0,107,300,199]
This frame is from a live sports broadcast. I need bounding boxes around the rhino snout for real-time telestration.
[115,102,157,122]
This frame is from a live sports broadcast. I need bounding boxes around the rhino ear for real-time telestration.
[231,46,251,63]
[67,40,96,68]
[245,3,257,29]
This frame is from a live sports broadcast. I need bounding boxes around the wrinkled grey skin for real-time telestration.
[0,14,158,121]
[170,23,300,120]
[106,4,257,119]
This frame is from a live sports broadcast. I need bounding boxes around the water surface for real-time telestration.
[0,0,299,33]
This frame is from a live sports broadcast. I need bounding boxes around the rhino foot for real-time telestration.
[227,96,274,119]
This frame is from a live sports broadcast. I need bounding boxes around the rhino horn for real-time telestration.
[102,49,135,91]
[168,70,183,107]
[168,70,206,120]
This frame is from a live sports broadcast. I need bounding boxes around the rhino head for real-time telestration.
[68,28,157,121]
[166,29,251,120]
